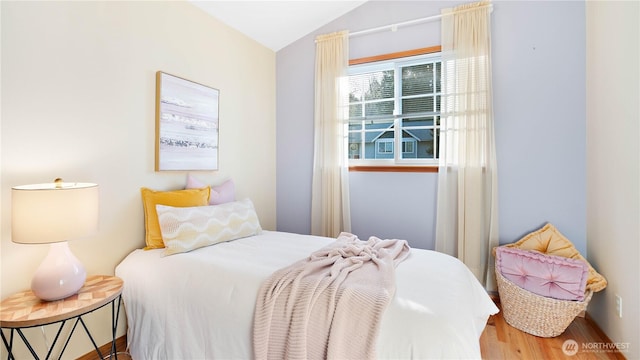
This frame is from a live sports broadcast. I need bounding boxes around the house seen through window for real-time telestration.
[348,52,441,166]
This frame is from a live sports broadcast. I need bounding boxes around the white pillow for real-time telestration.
[156,198,262,256]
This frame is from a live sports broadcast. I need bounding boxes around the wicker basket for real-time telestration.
[495,267,593,337]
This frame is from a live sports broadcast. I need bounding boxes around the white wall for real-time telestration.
[586,1,640,358]
[0,1,275,358]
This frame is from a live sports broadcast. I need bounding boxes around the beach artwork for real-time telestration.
[155,72,219,171]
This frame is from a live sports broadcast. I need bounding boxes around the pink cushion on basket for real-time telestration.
[496,247,589,301]
[186,175,235,205]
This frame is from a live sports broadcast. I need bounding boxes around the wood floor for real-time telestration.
[82,300,626,360]
[480,298,627,359]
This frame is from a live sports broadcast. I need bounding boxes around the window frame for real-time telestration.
[347,46,442,173]
[376,138,394,155]
[402,139,416,154]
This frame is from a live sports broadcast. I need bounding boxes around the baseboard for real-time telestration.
[487,290,499,303]
[584,313,619,348]
[76,335,127,360]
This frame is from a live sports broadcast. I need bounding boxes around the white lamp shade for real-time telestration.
[11,182,99,244]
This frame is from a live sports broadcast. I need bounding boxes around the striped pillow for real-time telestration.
[156,198,262,256]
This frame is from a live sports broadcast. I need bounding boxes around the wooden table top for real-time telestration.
[0,275,123,328]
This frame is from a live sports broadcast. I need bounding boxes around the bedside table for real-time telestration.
[0,275,123,360]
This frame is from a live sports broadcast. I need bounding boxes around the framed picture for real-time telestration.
[155,71,219,171]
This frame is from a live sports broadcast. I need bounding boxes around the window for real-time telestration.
[347,51,441,168]
[402,139,415,154]
[377,139,394,156]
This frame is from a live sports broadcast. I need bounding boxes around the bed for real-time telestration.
[115,230,498,359]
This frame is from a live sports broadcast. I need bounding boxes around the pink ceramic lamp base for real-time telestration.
[31,242,87,301]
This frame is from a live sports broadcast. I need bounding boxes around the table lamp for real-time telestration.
[11,179,99,301]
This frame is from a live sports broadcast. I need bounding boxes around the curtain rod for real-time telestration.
[349,4,493,38]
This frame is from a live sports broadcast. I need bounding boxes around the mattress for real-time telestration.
[115,231,498,359]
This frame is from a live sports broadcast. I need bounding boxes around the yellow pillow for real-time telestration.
[141,187,210,249]
[503,223,607,292]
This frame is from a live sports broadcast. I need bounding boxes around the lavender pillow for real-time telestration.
[496,247,589,301]
[185,175,235,205]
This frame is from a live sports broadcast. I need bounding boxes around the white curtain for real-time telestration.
[311,30,352,238]
[436,1,499,290]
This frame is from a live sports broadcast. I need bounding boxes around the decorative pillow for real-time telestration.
[156,198,262,256]
[496,247,589,301]
[185,175,235,205]
[501,223,607,292]
[140,187,210,250]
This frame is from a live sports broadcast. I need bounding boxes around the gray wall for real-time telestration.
[276,1,587,255]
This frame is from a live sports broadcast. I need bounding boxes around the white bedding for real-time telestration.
[115,231,498,359]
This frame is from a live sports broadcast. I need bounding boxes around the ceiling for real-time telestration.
[190,1,368,52]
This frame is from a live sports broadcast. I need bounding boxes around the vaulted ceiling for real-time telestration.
[190,1,368,51]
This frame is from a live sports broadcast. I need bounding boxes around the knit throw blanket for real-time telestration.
[253,232,410,360]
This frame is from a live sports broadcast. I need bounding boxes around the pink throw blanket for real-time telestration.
[253,232,410,360]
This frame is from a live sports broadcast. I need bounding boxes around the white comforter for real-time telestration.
[115,231,498,359]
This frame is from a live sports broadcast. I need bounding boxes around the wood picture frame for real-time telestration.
[155,71,219,171]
